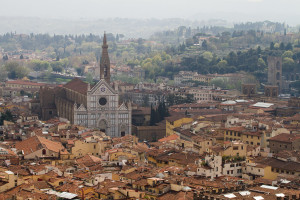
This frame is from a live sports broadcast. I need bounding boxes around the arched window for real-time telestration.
[276,72,280,80]
[42,149,46,155]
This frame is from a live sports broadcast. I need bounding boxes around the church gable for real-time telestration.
[77,104,87,112]
[118,103,128,111]
[90,80,116,95]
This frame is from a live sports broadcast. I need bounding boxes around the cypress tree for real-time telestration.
[150,105,156,126]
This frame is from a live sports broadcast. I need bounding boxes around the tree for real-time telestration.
[257,58,266,68]
[202,51,213,62]
[0,110,13,125]
[202,40,208,50]
[282,57,295,72]
[76,68,84,76]
[150,105,156,126]
[0,65,8,81]
[282,50,293,58]
[186,94,195,103]
[270,42,275,50]
[51,62,64,72]
[5,62,29,79]
[162,102,170,117]
[257,46,262,54]
[85,73,94,84]
[149,102,170,126]
[217,60,228,68]
[166,94,175,106]
[2,54,8,61]
[279,42,285,50]
[29,60,51,71]
[285,42,293,50]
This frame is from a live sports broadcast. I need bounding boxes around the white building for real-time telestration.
[223,161,244,177]
[196,155,222,178]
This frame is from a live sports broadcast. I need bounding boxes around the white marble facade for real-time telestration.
[74,79,131,137]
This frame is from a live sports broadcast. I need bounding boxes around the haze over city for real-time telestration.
[0,0,300,25]
[0,0,300,199]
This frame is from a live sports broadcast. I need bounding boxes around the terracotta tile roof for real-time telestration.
[274,150,300,162]
[94,180,127,194]
[2,182,56,199]
[15,136,66,156]
[158,191,193,200]
[224,126,245,132]
[255,157,300,172]
[242,131,262,136]
[6,80,46,86]
[67,140,75,145]
[6,165,30,176]
[269,133,300,143]
[63,78,88,95]
[132,143,149,153]
[55,180,84,195]
[76,153,102,167]
[158,134,179,142]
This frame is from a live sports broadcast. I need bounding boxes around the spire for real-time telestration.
[100,32,110,83]
[102,32,108,48]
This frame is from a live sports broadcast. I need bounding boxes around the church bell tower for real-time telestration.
[100,33,111,83]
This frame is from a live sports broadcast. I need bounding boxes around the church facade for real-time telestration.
[40,34,131,137]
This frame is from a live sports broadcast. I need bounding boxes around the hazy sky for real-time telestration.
[1,0,299,25]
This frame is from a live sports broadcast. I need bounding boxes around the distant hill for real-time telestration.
[0,17,230,38]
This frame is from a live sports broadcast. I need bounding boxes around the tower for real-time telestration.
[242,84,256,97]
[100,33,111,84]
[267,56,282,92]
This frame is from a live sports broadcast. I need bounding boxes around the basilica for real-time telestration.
[40,34,132,137]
